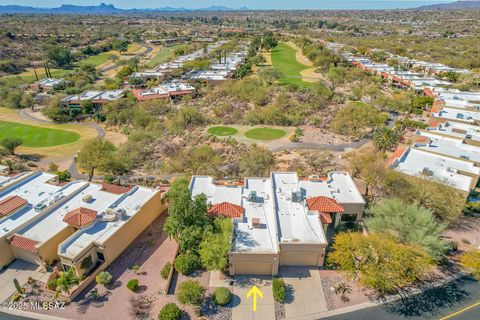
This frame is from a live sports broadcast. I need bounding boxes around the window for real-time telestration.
[341,213,357,222]
[97,251,105,262]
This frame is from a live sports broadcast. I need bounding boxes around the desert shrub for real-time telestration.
[95,271,112,286]
[177,280,205,305]
[158,303,182,320]
[127,279,139,292]
[174,252,200,275]
[272,278,286,303]
[213,287,232,306]
[161,262,172,280]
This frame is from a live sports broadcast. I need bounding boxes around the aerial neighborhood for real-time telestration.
[0,2,479,320]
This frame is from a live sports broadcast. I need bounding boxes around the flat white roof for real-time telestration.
[0,172,60,238]
[235,178,278,253]
[271,172,326,244]
[17,181,95,243]
[432,107,480,124]
[189,176,276,253]
[426,121,480,142]
[59,185,157,260]
[414,131,480,163]
[392,148,478,192]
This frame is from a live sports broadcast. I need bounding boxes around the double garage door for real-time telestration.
[280,252,321,266]
[233,261,274,276]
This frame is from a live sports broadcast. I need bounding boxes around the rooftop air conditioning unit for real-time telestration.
[252,218,261,229]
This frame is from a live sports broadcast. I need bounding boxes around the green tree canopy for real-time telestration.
[163,178,209,241]
[199,218,232,271]
[332,102,388,139]
[372,127,400,151]
[239,144,274,177]
[0,137,23,155]
[365,199,449,260]
[459,249,480,280]
[77,138,116,181]
[46,45,73,68]
[328,232,432,293]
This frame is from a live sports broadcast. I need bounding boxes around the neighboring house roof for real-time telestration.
[319,213,333,224]
[387,145,408,166]
[101,183,130,195]
[208,202,245,218]
[307,196,345,213]
[9,234,38,253]
[63,207,98,228]
[0,196,28,216]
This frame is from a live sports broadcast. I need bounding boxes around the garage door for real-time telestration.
[280,252,320,266]
[12,247,42,265]
[233,262,273,275]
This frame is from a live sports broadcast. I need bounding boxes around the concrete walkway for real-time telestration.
[0,260,50,303]
[279,266,328,320]
[232,276,275,320]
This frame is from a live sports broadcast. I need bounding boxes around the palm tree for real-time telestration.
[56,267,79,295]
[372,127,399,151]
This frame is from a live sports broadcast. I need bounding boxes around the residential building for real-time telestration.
[189,172,365,276]
[0,171,166,286]
[132,82,196,102]
[61,90,125,108]
[31,78,65,91]
[389,146,480,193]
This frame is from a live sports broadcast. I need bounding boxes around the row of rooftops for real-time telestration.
[189,172,365,254]
[61,89,126,106]
[325,40,480,193]
[0,172,158,261]
[131,82,195,101]
[386,73,480,192]
[154,40,227,72]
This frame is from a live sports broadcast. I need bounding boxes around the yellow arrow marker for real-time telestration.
[247,285,264,312]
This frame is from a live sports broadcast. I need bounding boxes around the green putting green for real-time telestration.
[0,120,81,147]
[271,42,313,88]
[207,126,238,136]
[244,128,286,141]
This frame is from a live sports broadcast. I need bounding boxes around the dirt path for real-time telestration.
[284,41,325,83]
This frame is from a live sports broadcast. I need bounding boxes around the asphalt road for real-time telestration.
[323,275,480,320]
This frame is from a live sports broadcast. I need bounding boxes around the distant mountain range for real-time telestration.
[0,3,249,14]
[0,1,479,14]
[418,0,480,9]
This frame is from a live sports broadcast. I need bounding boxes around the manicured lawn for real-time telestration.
[0,120,81,147]
[208,126,238,136]
[80,53,112,67]
[145,45,180,68]
[271,42,313,88]
[244,128,286,140]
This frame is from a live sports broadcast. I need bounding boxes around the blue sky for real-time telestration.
[0,0,454,9]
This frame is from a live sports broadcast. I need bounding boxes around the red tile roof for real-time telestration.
[319,213,333,224]
[101,183,130,195]
[307,196,345,213]
[423,88,436,98]
[9,234,38,253]
[63,207,97,228]
[387,145,408,166]
[0,196,28,216]
[132,89,170,101]
[208,202,245,218]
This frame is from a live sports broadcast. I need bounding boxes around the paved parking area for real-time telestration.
[0,260,49,303]
[232,276,275,320]
[279,266,328,320]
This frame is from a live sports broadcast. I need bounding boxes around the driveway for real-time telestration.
[279,266,328,320]
[0,260,50,303]
[232,276,275,320]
